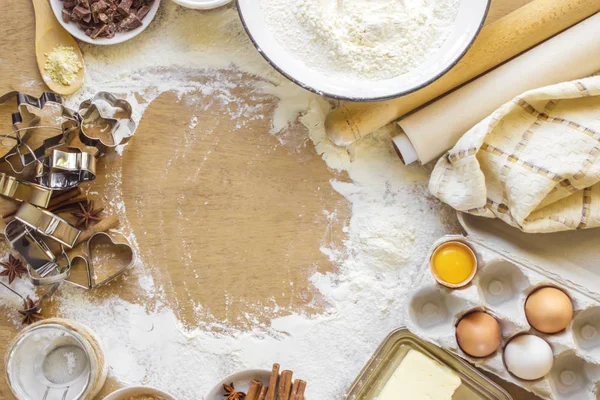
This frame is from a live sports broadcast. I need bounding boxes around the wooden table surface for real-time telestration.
[0,0,542,399]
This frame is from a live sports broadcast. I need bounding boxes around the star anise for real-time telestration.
[223,382,246,400]
[0,254,27,284]
[19,297,44,325]
[71,200,104,229]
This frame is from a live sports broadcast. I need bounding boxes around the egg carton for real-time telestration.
[405,213,600,400]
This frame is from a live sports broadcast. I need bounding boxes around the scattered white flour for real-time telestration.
[0,3,461,399]
[261,0,460,81]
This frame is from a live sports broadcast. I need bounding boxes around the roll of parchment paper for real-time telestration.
[395,13,600,165]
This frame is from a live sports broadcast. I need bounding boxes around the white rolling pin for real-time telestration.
[394,13,600,165]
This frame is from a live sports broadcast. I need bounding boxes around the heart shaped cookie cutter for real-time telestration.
[35,147,97,190]
[65,232,135,290]
[78,92,136,156]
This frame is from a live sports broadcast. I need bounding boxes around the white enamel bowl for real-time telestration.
[104,386,177,400]
[237,0,490,101]
[49,0,161,45]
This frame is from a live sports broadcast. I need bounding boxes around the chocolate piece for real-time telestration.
[90,23,109,39]
[83,13,92,23]
[62,9,71,22]
[117,0,133,16]
[73,5,91,19]
[98,12,109,23]
[136,5,150,20]
[118,13,142,31]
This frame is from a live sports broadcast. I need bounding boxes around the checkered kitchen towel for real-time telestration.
[430,76,600,233]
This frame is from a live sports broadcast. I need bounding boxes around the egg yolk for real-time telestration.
[432,243,475,285]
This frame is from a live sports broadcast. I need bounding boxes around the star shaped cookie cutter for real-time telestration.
[35,147,97,190]
[78,92,136,156]
[0,91,79,171]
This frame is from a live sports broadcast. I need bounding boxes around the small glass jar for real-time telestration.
[5,319,107,400]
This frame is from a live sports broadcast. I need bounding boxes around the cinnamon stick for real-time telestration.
[277,370,293,400]
[290,380,300,400]
[293,379,306,400]
[48,194,88,212]
[265,363,280,400]
[48,188,81,208]
[257,386,268,400]
[246,380,263,400]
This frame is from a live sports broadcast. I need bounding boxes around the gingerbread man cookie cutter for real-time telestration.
[0,91,79,170]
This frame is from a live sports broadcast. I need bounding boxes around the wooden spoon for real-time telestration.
[31,0,85,95]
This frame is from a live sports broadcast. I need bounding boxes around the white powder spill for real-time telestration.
[1,3,460,399]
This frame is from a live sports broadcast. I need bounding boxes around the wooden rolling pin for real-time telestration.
[324,0,600,146]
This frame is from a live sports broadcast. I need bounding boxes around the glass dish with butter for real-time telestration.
[346,328,511,400]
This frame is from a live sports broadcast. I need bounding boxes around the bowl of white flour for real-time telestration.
[238,0,490,101]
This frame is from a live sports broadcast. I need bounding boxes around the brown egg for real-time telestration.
[456,311,502,358]
[525,287,573,334]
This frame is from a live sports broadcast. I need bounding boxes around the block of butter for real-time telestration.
[377,349,461,400]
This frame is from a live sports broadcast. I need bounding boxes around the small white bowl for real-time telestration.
[104,386,177,400]
[170,0,231,10]
[49,0,161,45]
[206,369,271,399]
[238,0,490,101]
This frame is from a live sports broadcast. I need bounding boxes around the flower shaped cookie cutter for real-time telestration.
[78,92,136,156]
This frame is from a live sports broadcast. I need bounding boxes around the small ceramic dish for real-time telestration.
[104,386,177,400]
[48,0,161,45]
[170,0,231,10]
[206,369,271,399]
[237,0,490,101]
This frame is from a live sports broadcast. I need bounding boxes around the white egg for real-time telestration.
[504,334,554,380]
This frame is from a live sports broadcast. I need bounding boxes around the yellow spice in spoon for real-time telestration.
[44,45,83,86]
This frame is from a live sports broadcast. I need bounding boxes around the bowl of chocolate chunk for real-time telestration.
[104,386,176,400]
[50,0,161,44]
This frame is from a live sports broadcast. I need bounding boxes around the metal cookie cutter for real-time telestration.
[4,219,58,278]
[14,203,81,248]
[0,91,79,168]
[0,172,53,208]
[35,147,97,190]
[65,232,135,289]
[78,92,136,155]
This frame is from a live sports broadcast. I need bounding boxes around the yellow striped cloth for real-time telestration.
[430,76,600,233]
